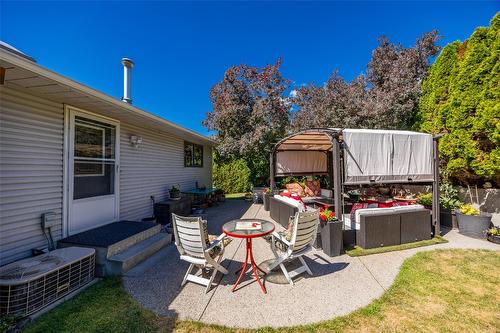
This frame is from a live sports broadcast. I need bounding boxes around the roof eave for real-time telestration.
[0,49,216,146]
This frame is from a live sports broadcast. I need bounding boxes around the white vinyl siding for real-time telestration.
[0,86,64,266]
[0,85,212,266]
[119,122,212,221]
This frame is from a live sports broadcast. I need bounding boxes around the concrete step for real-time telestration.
[107,223,161,258]
[107,233,172,275]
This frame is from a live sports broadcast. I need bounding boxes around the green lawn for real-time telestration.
[225,192,251,200]
[345,236,448,256]
[21,249,500,333]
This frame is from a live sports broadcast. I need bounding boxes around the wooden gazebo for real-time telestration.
[269,128,441,235]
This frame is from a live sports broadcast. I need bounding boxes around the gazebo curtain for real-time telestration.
[275,150,328,175]
[343,129,433,184]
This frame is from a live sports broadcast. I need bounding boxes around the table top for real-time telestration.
[222,219,275,239]
[182,187,217,195]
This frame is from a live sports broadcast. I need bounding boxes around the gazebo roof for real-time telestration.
[273,128,340,151]
[272,128,435,184]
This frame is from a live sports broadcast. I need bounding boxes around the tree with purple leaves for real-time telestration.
[204,32,441,188]
[203,59,291,185]
[291,31,441,130]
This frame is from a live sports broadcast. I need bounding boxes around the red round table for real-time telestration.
[222,219,275,294]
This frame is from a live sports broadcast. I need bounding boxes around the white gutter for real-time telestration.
[0,49,216,145]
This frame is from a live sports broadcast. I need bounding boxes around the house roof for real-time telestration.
[0,44,216,146]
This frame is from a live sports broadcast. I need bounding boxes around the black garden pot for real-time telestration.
[319,220,343,257]
[487,234,500,244]
[440,208,458,229]
[263,193,271,211]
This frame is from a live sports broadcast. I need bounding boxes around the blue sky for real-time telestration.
[1,1,498,135]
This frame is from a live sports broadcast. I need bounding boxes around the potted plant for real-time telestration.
[416,193,433,209]
[169,185,181,200]
[455,204,492,239]
[487,227,500,244]
[439,183,462,229]
[318,208,342,257]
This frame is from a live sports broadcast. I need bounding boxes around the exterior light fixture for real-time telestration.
[130,135,142,148]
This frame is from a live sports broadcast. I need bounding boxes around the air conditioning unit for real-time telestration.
[0,247,95,316]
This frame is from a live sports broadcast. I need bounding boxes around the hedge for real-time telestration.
[415,13,499,186]
[213,158,251,194]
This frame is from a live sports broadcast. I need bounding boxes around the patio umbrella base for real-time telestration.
[259,259,304,285]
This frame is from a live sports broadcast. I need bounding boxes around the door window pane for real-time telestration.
[73,116,116,199]
[75,117,115,159]
[74,161,115,199]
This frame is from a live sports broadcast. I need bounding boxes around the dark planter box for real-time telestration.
[320,221,343,257]
[263,193,271,211]
[154,197,192,225]
[313,231,322,249]
[342,229,356,248]
[456,211,492,239]
[440,208,458,229]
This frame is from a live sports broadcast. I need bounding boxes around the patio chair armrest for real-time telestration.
[271,231,291,246]
[205,233,226,252]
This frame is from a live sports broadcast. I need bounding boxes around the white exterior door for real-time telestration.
[67,107,120,235]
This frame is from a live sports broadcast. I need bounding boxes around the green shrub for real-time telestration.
[417,193,433,207]
[415,184,463,210]
[213,158,251,194]
[439,183,463,210]
[415,13,500,186]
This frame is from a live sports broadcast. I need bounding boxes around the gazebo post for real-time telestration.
[332,137,342,221]
[432,137,441,236]
[269,151,275,191]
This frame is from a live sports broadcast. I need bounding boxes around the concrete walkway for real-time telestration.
[123,200,500,328]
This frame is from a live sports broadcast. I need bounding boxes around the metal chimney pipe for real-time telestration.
[121,58,134,104]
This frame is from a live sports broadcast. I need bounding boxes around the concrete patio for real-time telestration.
[123,200,500,329]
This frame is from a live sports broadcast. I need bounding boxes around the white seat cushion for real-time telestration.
[273,195,304,212]
[355,207,397,223]
[354,205,427,225]
[392,204,426,212]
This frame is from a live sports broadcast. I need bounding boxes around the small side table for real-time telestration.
[222,219,275,294]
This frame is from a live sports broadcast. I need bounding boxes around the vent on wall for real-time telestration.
[0,247,95,316]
